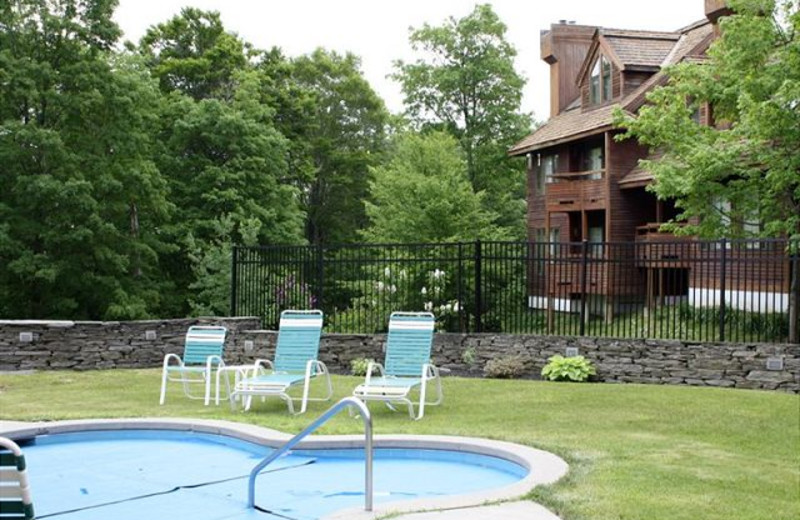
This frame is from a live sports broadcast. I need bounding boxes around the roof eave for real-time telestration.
[508,125,613,156]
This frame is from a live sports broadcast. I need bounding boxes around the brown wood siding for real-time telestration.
[558,40,594,112]
[687,246,790,293]
[526,147,570,241]
[605,133,650,297]
[612,64,622,98]
[546,179,606,213]
[622,71,653,96]
[544,25,597,116]
[606,134,650,243]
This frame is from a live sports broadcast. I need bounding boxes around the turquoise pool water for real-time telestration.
[21,430,527,520]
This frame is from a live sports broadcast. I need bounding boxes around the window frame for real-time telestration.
[589,55,613,105]
[601,56,612,101]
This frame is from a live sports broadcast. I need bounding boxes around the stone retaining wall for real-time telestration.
[1,318,797,392]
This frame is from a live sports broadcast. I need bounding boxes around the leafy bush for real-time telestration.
[483,355,531,379]
[461,345,477,367]
[541,355,596,382]
[350,357,376,377]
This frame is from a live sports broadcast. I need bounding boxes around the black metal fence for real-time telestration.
[231,239,799,343]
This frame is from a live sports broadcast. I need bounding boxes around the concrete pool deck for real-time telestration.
[0,418,567,520]
[394,501,561,520]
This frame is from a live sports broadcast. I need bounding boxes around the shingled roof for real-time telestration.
[601,29,680,69]
[509,21,713,157]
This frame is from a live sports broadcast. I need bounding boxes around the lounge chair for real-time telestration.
[159,325,227,406]
[230,310,331,414]
[0,437,35,520]
[353,311,443,420]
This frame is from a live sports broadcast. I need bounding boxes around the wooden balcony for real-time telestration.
[544,258,609,295]
[635,224,696,266]
[545,170,605,213]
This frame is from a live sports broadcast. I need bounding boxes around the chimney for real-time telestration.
[705,0,732,24]
[541,23,596,118]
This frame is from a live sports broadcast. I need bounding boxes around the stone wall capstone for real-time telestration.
[0,318,797,392]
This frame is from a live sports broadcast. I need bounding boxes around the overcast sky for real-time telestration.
[114,0,707,120]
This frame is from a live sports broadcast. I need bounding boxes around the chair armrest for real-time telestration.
[252,358,274,376]
[422,363,440,380]
[310,360,328,375]
[205,355,224,372]
[364,362,385,387]
[162,353,183,369]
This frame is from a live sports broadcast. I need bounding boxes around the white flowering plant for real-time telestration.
[344,262,463,332]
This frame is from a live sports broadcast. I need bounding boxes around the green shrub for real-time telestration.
[350,357,376,377]
[461,346,477,367]
[483,355,531,379]
[541,355,596,382]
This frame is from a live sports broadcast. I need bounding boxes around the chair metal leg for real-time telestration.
[417,377,428,420]
[159,369,169,405]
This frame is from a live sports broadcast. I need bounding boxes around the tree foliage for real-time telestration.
[137,10,307,315]
[291,49,390,245]
[362,132,507,243]
[138,7,249,100]
[0,0,172,319]
[393,4,531,237]
[0,1,539,320]
[618,0,800,240]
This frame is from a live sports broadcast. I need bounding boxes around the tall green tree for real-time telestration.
[363,132,507,243]
[255,48,318,210]
[393,4,532,237]
[150,71,305,315]
[0,0,172,319]
[291,49,390,245]
[618,0,799,240]
[138,7,250,101]
[138,10,306,315]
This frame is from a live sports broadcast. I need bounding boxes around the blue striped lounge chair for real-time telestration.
[159,325,227,406]
[230,310,331,414]
[0,437,35,520]
[353,311,443,420]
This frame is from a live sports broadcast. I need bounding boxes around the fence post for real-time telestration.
[457,242,465,333]
[230,245,239,316]
[579,239,589,336]
[790,243,799,344]
[475,240,482,333]
[719,238,727,342]
[316,243,324,311]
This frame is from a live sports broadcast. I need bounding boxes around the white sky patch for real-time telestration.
[114,0,706,121]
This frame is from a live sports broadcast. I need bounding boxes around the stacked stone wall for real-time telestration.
[1,319,796,392]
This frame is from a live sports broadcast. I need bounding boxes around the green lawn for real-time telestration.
[0,370,798,520]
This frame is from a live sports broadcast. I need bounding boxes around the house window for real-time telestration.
[590,55,612,105]
[534,228,547,274]
[590,60,601,104]
[690,105,701,124]
[588,225,605,257]
[582,145,604,179]
[549,228,561,256]
[536,153,558,192]
[602,57,612,101]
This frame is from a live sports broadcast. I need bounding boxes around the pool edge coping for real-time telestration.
[0,418,568,520]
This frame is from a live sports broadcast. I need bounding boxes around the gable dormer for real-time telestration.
[577,38,621,110]
[577,29,680,110]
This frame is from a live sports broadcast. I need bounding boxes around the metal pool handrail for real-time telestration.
[247,396,373,511]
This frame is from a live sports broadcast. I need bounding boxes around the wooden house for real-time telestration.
[509,2,790,318]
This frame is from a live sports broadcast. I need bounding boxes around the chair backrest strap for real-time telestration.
[384,312,435,377]
[182,326,227,365]
[0,437,35,520]
[274,310,324,373]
